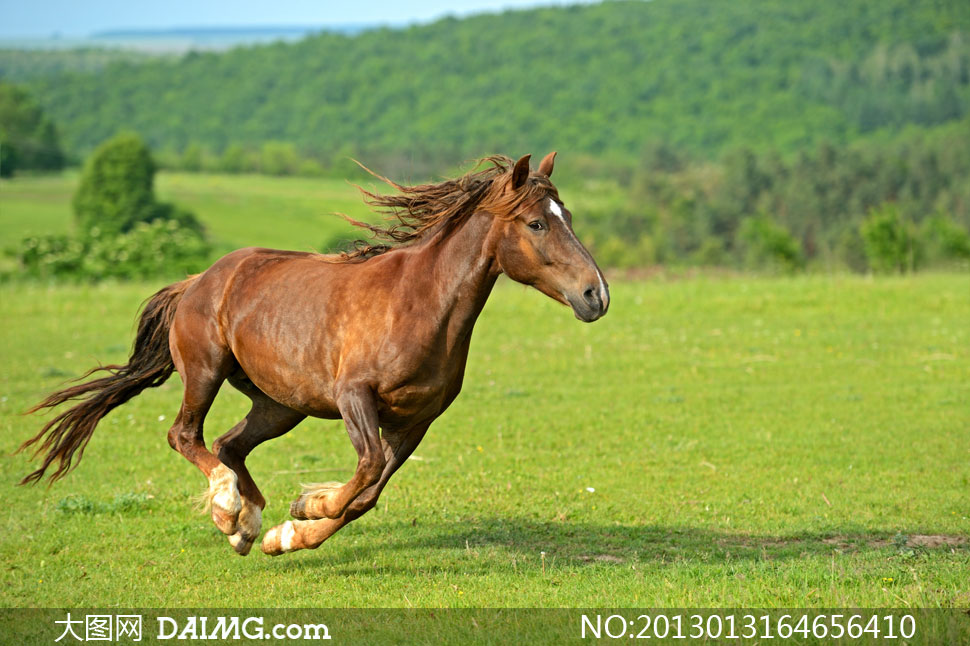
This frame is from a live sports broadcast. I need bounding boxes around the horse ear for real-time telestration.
[538,151,557,177]
[511,154,531,190]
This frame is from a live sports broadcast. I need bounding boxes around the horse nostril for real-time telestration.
[582,286,599,308]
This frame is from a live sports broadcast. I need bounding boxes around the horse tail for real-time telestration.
[18,276,198,485]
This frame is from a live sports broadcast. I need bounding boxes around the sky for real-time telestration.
[0,0,589,38]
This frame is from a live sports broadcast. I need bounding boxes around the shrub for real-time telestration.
[218,144,247,173]
[592,234,657,268]
[835,227,868,273]
[737,216,804,272]
[260,141,300,176]
[919,213,970,267]
[18,220,210,281]
[690,237,727,267]
[859,203,917,273]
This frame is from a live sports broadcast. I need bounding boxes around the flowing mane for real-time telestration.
[330,154,558,261]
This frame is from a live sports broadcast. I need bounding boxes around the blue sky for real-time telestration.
[0,0,590,37]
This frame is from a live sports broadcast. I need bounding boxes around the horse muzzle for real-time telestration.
[569,282,610,322]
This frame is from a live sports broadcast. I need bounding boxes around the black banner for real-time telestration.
[1,608,968,645]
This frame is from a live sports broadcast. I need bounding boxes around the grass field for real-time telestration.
[1,273,968,608]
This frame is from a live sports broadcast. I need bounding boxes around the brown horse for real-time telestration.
[20,152,609,556]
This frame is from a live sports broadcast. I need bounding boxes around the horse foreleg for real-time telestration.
[263,421,430,555]
[291,386,385,520]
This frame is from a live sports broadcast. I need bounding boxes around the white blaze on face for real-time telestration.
[546,198,609,309]
[548,198,564,220]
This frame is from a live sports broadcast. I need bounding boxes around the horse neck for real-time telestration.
[410,210,499,346]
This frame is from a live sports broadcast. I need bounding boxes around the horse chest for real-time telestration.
[376,349,468,422]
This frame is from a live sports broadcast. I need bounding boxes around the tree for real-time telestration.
[72,132,159,236]
[0,81,65,176]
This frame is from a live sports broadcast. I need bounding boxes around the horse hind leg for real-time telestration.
[168,374,241,538]
[167,308,244,544]
[210,374,305,555]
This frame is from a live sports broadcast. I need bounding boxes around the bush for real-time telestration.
[591,234,657,269]
[737,216,804,272]
[260,141,300,176]
[18,220,210,281]
[859,203,918,273]
[691,237,727,267]
[218,144,247,173]
[919,213,970,267]
[834,226,868,273]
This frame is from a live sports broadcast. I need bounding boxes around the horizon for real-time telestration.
[0,0,597,40]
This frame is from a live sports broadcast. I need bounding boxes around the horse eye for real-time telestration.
[528,221,544,231]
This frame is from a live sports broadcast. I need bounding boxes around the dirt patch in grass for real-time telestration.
[825,534,969,550]
[578,554,626,563]
[904,535,967,549]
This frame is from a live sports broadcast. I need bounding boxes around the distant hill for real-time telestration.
[6,0,970,162]
[0,24,379,55]
[88,24,378,51]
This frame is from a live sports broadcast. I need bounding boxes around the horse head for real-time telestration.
[490,152,610,322]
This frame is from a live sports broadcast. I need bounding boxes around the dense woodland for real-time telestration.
[4,0,968,161]
[2,0,969,272]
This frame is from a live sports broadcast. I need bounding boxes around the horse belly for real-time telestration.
[229,328,341,418]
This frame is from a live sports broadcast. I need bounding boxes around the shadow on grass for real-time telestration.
[269,516,967,573]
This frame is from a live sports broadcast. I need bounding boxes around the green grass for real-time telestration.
[0,173,79,245]
[1,274,968,608]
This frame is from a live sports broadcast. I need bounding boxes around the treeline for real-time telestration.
[581,121,970,272]
[798,32,970,134]
[0,47,164,83]
[153,141,364,178]
[8,0,969,164]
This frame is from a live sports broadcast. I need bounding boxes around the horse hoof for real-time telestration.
[226,502,262,555]
[262,520,300,556]
[228,532,254,555]
[206,464,242,534]
[289,497,308,520]
[289,482,343,520]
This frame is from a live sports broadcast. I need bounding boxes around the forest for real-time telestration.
[3,0,968,162]
[1,0,969,272]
